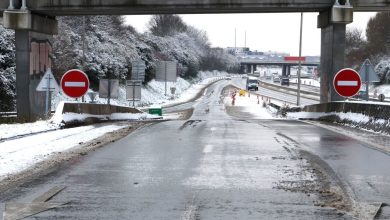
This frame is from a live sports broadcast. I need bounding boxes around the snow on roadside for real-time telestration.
[287,111,390,134]
[0,121,60,140]
[287,111,372,123]
[51,70,230,109]
[224,91,275,119]
[0,124,127,181]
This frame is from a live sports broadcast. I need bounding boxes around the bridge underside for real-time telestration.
[1,0,390,16]
[2,0,389,121]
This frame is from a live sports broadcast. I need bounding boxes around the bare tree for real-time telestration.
[366,12,390,56]
[148,15,187,37]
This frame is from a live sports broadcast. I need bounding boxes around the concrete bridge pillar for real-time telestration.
[3,10,58,121]
[317,5,353,102]
[286,65,291,76]
[282,65,287,77]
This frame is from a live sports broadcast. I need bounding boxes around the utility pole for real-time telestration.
[234,28,237,56]
[244,31,247,48]
[297,12,303,106]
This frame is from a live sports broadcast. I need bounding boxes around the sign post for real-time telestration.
[36,68,59,115]
[359,59,380,101]
[126,80,142,107]
[333,68,362,98]
[61,69,90,99]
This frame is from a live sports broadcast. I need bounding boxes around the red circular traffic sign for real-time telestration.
[333,68,361,97]
[61,69,90,98]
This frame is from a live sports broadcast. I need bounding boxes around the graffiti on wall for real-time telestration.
[29,39,53,77]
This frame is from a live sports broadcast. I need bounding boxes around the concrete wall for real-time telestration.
[2,0,390,15]
[303,102,390,120]
[62,103,142,115]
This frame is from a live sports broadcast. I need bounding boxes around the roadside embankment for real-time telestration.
[289,101,390,134]
[52,102,159,127]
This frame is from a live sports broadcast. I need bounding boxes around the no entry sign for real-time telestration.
[61,69,90,98]
[333,68,361,97]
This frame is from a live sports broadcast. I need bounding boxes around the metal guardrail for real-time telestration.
[0,111,55,117]
[0,112,17,117]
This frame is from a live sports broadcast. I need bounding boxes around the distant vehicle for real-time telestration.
[226,77,232,80]
[241,75,248,79]
[265,75,272,80]
[281,77,290,86]
[355,90,368,100]
[246,77,259,91]
[273,76,281,83]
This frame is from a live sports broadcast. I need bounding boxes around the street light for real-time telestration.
[297,12,303,106]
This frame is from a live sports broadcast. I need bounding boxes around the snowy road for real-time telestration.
[1,80,390,219]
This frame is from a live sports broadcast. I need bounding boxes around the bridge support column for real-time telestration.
[282,65,287,77]
[318,5,353,102]
[250,65,254,74]
[287,66,291,76]
[3,10,58,121]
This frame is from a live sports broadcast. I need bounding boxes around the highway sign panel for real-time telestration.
[99,79,119,98]
[333,68,362,97]
[131,61,146,81]
[36,68,59,92]
[126,80,142,101]
[156,61,177,82]
[61,69,90,98]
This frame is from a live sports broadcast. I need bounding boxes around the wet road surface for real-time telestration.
[1,80,390,219]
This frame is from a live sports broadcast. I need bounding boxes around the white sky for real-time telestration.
[125,12,376,56]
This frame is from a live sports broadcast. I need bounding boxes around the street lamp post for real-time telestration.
[297,12,303,106]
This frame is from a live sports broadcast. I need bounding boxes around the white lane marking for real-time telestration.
[210,127,217,131]
[203,144,214,153]
[64,82,86,87]
[337,81,358,86]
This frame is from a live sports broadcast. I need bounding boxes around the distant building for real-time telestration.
[225,47,250,55]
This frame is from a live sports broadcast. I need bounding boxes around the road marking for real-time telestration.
[32,186,66,203]
[64,82,85,87]
[3,186,67,220]
[210,127,217,131]
[203,144,214,153]
[337,81,358,86]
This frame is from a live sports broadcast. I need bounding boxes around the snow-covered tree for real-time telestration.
[375,57,390,84]
[0,23,16,111]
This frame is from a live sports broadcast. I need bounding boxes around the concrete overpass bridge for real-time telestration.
[238,55,320,76]
[1,0,390,121]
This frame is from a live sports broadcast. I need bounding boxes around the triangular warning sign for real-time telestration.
[36,68,60,92]
[358,59,380,82]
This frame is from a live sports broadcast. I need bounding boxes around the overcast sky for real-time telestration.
[125,12,376,56]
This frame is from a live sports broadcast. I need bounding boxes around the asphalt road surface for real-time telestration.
[1,80,389,219]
